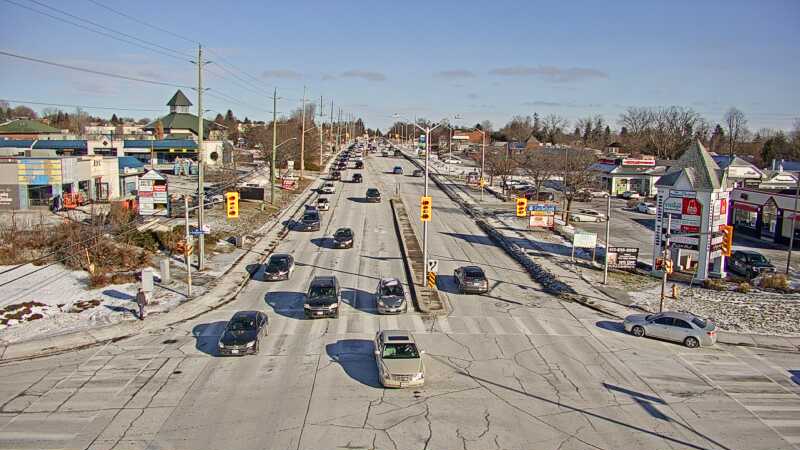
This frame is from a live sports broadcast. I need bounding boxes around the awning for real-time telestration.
[733,202,759,212]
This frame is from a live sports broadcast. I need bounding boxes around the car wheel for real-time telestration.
[596,217,602,223]
[573,217,580,222]
[631,326,645,337]
[684,336,700,348]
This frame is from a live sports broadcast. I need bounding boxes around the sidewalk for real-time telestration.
[401,149,800,352]
[0,151,342,361]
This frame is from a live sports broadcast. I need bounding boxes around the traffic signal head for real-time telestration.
[721,225,733,256]
[516,197,528,217]
[420,196,432,222]
[225,191,240,218]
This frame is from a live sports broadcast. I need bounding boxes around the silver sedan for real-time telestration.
[623,311,717,348]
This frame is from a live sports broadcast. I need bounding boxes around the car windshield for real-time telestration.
[309,286,336,298]
[382,343,419,359]
[747,254,768,264]
[303,213,319,221]
[464,269,484,279]
[691,317,708,328]
[228,317,256,331]
[267,259,289,271]
[335,229,352,238]
[381,283,404,296]
[367,190,379,196]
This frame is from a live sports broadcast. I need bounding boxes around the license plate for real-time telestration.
[231,349,238,354]
[400,382,407,388]
[315,311,323,316]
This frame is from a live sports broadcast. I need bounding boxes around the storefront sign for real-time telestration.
[682,198,702,216]
[719,198,728,216]
[573,232,597,249]
[529,215,554,228]
[669,190,696,198]
[607,247,638,269]
[621,158,656,166]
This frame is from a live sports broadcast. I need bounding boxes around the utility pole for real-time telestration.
[300,86,306,180]
[318,96,324,171]
[196,44,206,271]
[336,109,342,149]
[183,196,192,297]
[423,125,431,276]
[660,214,672,312]
[787,174,800,274]
[271,88,278,204]
[602,194,611,284]
[480,130,486,201]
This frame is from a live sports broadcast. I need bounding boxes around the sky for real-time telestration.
[0,0,798,133]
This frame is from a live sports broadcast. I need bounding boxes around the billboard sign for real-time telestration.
[607,247,638,269]
[529,214,554,228]
[573,232,597,249]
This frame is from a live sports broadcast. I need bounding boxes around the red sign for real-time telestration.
[138,191,153,197]
[719,198,727,216]
[153,185,166,192]
[681,225,700,233]
[621,158,656,166]
[682,198,702,216]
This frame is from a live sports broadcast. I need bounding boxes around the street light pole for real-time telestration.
[480,129,486,201]
[270,87,278,204]
[196,44,206,271]
[603,194,611,284]
[318,96,324,171]
[787,174,800,274]
[300,86,306,180]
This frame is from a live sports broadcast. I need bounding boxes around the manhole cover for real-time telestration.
[162,339,178,344]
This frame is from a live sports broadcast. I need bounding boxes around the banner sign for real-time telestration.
[607,247,638,269]
[573,232,597,249]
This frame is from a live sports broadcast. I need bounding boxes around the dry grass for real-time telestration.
[759,273,790,292]
[702,278,727,291]
[735,282,752,293]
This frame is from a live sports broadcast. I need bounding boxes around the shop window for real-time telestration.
[733,208,757,230]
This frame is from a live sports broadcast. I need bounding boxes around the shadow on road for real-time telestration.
[103,289,134,300]
[595,320,627,334]
[341,287,379,315]
[790,370,800,386]
[631,217,656,231]
[104,304,137,317]
[265,291,306,319]
[435,274,460,294]
[325,339,382,388]
[192,321,228,356]
[245,263,263,280]
[346,197,371,204]
[310,237,333,249]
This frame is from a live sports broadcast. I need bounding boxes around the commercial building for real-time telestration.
[590,156,667,197]
[0,119,62,140]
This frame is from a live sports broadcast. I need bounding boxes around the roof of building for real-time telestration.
[712,155,761,171]
[124,139,197,149]
[167,89,192,107]
[0,139,88,150]
[0,119,61,134]
[143,113,214,138]
[118,156,145,171]
[656,140,725,190]
[771,159,800,172]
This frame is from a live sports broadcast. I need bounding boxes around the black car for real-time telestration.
[352,173,363,183]
[412,169,423,177]
[264,254,295,281]
[366,188,381,203]
[729,250,776,279]
[354,161,364,169]
[304,276,341,319]
[218,311,268,356]
[454,266,489,294]
[299,210,321,231]
[392,166,403,175]
[330,170,341,181]
[333,227,354,248]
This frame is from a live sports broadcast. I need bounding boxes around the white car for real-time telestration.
[588,190,609,198]
[570,209,607,222]
[316,197,330,211]
[443,158,462,164]
[636,202,657,215]
[321,183,335,194]
[621,191,641,200]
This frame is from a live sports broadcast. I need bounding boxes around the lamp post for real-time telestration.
[393,114,446,280]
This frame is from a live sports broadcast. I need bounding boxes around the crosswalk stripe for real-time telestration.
[763,420,800,427]
[733,393,800,399]
[537,318,558,336]
[437,317,452,334]
[385,315,398,330]
[283,318,299,336]
[485,317,507,335]
[747,406,800,412]
[336,315,348,335]
[463,317,481,334]
[310,319,326,336]
[410,315,427,333]
[513,317,533,335]
[362,315,377,334]
[785,436,800,444]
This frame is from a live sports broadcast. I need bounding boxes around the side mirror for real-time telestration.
[420,350,426,355]
[373,350,380,356]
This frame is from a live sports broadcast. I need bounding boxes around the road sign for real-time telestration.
[427,271,437,288]
[225,191,240,218]
[573,232,597,249]
[427,259,439,274]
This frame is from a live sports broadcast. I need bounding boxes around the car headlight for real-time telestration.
[377,299,385,306]
[303,304,310,309]
[412,372,424,381]
[246,341,255,348]
[218,341,224,348]
[329,303,338,309]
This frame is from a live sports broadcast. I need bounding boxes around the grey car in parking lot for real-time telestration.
[624,311,717,348]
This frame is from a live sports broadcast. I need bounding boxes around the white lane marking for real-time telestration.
[437,317,452,334]
[385,315,399,330]
[462,317,481,334]
[310,319,326,336]
[362,315,377,334]
[282,319,299,336]
[336,315,348,335]
[537,318,558,336]
[763,419,800,427]
[485,317,507,335]
[748,406,800,412]
[410,315,426,333]
[513,317,533,335]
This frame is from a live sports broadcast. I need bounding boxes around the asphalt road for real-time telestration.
[0,148,798,450]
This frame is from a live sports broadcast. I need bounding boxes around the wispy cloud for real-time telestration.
[489,65,608,83]
[321,73,337,81]
[467,93,480,100]
[340,70,386,82]
[434,69,475,79]
[261,69,303,80]
[522,101,603,108]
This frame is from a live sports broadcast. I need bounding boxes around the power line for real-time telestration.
[0,99,163,112]
[84,0,198,45]
[0,50,193,89]
[3,0,191,63]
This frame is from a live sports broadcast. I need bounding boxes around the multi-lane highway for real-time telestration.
[0,143,797,450]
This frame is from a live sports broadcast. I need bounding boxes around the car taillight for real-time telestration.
[707,331,716,336]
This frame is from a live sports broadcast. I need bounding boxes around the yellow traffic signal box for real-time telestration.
[516,197,528,217]
[225,191,240,218]
[420,196,432,222]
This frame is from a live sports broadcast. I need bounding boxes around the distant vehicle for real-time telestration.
[374,330,425,388]
[443,158,462,164]
[392,166,404,175]
[299,210,321,231]
[729,250,776,279]
[333,227,354,249]
[635,202,657,215]
[321,182,335,194]
[330,170,342,180]
[354,161,364,169]
[263,254,295,281]
[366,188,381,203]
[382,151,390,157]
[620,191,641,200]
[573,191,592,202]
[524,190,555,202]
[316,197,330,211]
[412,169,423,177]
[454,265,489,294]
[305,276,341,319]
[624,312,717,348]
[394,149,401,156]
[588,190,610,198]
[352,173,363,183]
[570,209,606,222]
[218,311,268,356]
[376,277,407,314]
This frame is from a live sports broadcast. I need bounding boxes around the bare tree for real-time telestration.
[516,150,561,195]
[559,148,598,224]
[474,147,517,192]
[541,114,569,144]
[500,115,533,142]
[724,107,747,157]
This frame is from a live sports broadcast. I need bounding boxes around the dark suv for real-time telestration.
[352,173,363,183]
[454,265,489,294]
[366,188,381,203]
[299,210,321,231]
[729,250,776,279]
[304,276,341,318]
[333,227,354,248]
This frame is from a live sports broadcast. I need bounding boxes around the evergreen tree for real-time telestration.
[110,113,119,125]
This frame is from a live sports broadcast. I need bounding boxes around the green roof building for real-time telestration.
[0,119,61,139]
[144,90,218,139]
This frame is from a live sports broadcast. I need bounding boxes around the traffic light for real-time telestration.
[516,197,528,217]
[655,257,673,274]
[420,196,432,222]
[721,225,733,256]
[225,191,240,218]
[664,259,673,275]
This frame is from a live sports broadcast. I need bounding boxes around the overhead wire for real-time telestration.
[0,99,163,112]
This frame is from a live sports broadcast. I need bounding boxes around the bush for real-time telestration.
[735,282,751,293]
[759,273,789,291]
[702,278,726,291]
[125,230,159,252]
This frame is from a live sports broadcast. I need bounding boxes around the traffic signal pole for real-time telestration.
[183,196,192,297]
[660,214,672,312]
[603,195,611,284]
[423,125,430,276]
